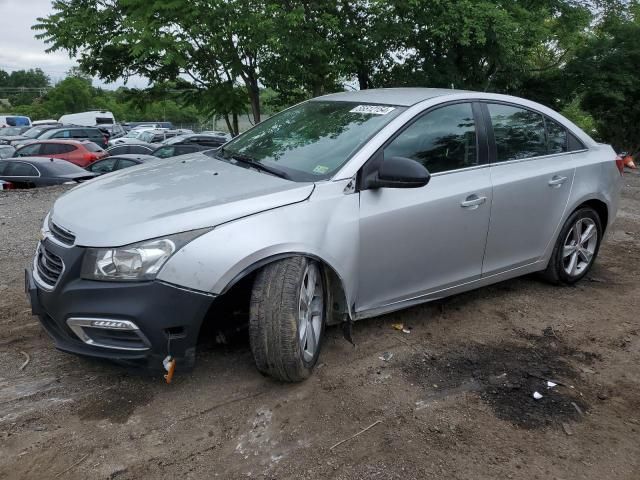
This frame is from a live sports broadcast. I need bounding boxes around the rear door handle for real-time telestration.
[460,195,487,209]
[548,175,568,187]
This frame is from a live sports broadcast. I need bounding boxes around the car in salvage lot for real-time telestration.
[86,154,160,175]
[0,157,97,188]
[25,88,621,382]
[14,139,108,167]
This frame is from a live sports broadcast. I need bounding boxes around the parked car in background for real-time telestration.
[160,133,228,148]
[58,110,115,127]
[36,126,109,149]
[0,115,31,127]
[108,128,156,146]
[201,131,233,142]
[106,143,155,156]
[123,121,174,131]
[25,88,622,381]
[151,144,210,158]
[0,145,16,159]
[32,119,61,127]
[0,157,96,188]
[86,154,159,175]
[98,123,126,141]
[0,126,31,139]
[0,125,60,146]
[138,129,193,144]
[14,140,107,167]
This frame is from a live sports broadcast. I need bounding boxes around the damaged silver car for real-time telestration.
[26,88,622,381]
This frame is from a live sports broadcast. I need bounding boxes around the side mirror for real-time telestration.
[367,156,430,189]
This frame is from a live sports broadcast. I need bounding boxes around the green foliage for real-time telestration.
[22,0,640,149]
[567,4,640,153]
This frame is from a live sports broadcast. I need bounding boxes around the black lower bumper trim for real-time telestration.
[26,266,214,371]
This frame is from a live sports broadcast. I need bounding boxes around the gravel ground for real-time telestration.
[1,175,639,480]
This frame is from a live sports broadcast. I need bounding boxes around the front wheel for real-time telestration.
[249,257,325,382]
[542,207,602,285]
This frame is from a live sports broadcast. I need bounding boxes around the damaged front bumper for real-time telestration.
[25,238,215,371]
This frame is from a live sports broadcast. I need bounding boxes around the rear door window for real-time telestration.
[88,158,117,173]
[42,143,76,155]
[6,161,39,176]
[84,142,104,152]
[487,104,546,161]
[115,159,139,170]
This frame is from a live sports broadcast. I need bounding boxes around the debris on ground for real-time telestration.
[379,352,393,362]
[329,420,383,451]
[533,391,543,400]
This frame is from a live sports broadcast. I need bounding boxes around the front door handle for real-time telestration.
[460,195,487,209]
[548,175,568,187]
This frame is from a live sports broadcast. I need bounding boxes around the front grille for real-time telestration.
[36,243,64,288]
[49,220,76,246]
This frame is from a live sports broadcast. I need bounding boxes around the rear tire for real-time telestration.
[542,207,602,285]
[249,257,325,382]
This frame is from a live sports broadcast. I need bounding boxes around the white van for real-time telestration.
[0,115,32,128]
[58,110,115,127]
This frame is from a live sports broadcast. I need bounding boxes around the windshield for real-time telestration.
[138,131,157,143]
[218,100,406,181]
[1,126,23,136]
[23,127,47,138]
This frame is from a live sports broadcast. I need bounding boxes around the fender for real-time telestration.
[157,179,360,319]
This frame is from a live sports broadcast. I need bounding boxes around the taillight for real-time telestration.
[83,152,98,162]
[615,156,624,175]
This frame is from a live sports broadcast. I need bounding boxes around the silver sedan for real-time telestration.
[29,88,622,381]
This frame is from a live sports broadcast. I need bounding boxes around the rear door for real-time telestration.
[481,102,576,275]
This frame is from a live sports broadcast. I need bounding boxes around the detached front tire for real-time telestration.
[543,207,602,285]
[249,257,325,382]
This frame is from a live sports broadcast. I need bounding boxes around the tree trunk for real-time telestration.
[224,113,236,137]
[357,69,371,90]
[232,112,239,137]
[244,76,261,124]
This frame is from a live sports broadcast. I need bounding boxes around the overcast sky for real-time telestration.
[0,0,147,88]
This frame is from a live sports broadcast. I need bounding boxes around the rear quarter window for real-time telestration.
[84,142,104,152]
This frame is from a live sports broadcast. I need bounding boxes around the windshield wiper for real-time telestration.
[220,148,291,180]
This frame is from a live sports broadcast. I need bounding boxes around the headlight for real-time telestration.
[81,229,210,281]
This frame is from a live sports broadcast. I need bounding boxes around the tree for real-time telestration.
[34,0,272,135]
[567,3,640,154]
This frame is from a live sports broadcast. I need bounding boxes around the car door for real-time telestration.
[357,102,492,311]
[15,143,43,157]
[481,102,576,275]
[3,161,40,186]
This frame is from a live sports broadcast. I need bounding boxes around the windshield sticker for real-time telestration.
[349,105,396,115]
[313,165,330,175]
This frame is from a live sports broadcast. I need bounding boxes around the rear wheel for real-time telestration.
[542,207,602,285]
[249,257,325,382]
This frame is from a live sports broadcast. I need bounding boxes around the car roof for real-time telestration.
[20,139,94,145]
[1,156,77,165]
[315,87,470,106]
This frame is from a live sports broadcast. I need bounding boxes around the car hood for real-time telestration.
[50,153,314,247]
[0,135,27,142]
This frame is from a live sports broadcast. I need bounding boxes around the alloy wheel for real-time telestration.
[562,217,598,277]
[298,262,323,362]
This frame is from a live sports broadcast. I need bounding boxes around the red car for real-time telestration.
[14,139,108,167]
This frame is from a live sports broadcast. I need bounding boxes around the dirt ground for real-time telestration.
[1,174,639,480]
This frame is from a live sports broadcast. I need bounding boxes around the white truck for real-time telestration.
[58,110,115,127]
